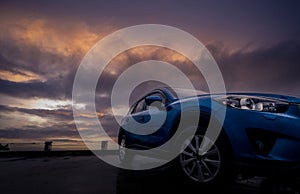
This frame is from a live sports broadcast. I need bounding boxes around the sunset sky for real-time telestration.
[0,0,300,146]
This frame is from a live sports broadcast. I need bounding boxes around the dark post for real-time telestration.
[44,141,53,151]
[101,141,108,150]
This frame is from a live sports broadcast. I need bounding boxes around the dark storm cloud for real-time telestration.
[2,39,300,103]
[1,0,300,144]
[7,37,300,143]
[1,0,300,102]
[0,37,82,79]
[208,40,300,97]
[2,0,300,51]
[0,48,78,99]
[0,104,119,139]
[0,122,118,140]
[2,0,300,48]
[0,124,79,140]
[0,54,29,76]
[0,78,70,99]
[0,104,73,121]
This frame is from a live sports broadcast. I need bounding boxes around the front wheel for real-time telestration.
[178,133,234,188]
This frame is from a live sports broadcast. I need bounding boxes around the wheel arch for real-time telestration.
[170,109,234,159]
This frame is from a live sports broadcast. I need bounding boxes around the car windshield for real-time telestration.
[167,87,208,99]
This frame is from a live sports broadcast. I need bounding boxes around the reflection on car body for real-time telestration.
[118,87,300,187]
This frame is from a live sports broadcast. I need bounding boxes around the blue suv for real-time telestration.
[118,87,300,186]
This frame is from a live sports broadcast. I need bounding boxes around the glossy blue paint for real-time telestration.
[118,88,300,174]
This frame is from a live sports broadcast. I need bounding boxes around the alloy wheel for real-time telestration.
[180,135,221,182]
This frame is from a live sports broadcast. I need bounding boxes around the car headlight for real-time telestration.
[215,96,289,113]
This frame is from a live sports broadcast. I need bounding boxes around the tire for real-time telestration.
[177,127,235,188]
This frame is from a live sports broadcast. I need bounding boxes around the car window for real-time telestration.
[131,92,167,114]
[151,92,166,104]
[145,92,166,110]
[127,104,135,115]
[132,99,145,114]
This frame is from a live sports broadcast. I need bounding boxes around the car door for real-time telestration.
[143,92,169,147]
[122,92,169,148]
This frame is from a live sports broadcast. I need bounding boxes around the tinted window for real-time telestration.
[132,99,145,113]
[145,92,166,110]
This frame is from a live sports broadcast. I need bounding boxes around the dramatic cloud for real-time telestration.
[0,0,299,146]
[0,125,79,141]
[209,40,300,97]
[0,105,73,121]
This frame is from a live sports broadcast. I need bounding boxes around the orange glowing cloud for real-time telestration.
[0,69,45,82]
[104,46,190,76]
[12,19,99,56]
[4,18,117,58]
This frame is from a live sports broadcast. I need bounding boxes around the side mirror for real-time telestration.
[145,96,162,106]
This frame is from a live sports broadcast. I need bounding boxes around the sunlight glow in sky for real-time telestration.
[28,99,72,110]
[0,0,299,147]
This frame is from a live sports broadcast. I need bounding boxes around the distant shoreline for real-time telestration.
[0,150,118,158]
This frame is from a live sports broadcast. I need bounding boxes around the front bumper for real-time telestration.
[222,103,300,176]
